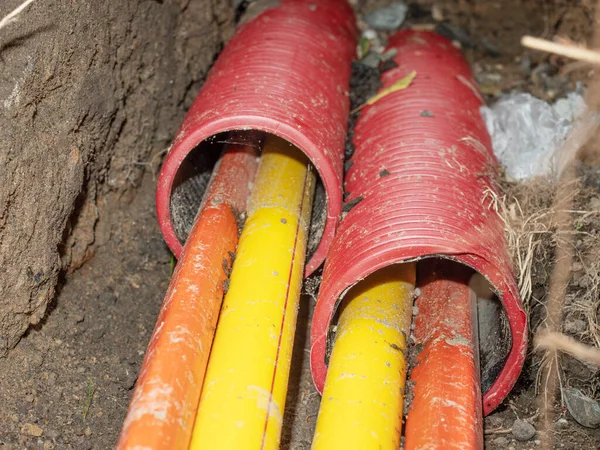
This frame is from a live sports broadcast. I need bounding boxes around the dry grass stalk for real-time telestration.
[522,35,600,66]
[534,2,600,444]
[484,428,512,435]
[537,133,581,450]
[484,187,554,312]
[536,330,600,366]
[0,0,36,31]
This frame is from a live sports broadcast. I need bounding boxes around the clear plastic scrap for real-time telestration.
[481,91,590,181]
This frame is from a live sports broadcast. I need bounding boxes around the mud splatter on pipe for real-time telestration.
[116,139,259,450]
[312,264,415,450]
[190,136,315,450]
[404,259,483,450]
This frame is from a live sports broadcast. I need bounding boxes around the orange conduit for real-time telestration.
[404,259,483,450]
[116,139,259,450]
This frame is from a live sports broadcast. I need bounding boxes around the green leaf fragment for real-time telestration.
[358,36,371,59]
[352,71,417,114]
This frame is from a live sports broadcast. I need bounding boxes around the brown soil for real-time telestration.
[1,0,600,449]
[0,0,233,355]
[0,176,172,449]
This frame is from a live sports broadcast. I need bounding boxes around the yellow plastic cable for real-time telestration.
[312,264,415,450]
[190,135,316,450]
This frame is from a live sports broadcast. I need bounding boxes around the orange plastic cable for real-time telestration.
[404,259,483,450]
[116,139,259,450]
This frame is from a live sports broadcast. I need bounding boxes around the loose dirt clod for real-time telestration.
[21,423,43,437]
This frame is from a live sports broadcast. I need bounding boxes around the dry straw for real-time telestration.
[0,0,36,31]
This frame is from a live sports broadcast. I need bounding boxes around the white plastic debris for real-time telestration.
[481,92,589,180]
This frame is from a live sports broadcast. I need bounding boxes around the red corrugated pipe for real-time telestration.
[120,2,356,446]
[310,30,527,416]
[155,0,357,277]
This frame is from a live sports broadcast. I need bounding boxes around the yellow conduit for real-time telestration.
[312,264,416,450]
[190,135,316,450]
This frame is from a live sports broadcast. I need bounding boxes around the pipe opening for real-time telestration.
[470,272,512,394]
[168,130,327,261]
[323,262,414,367]
[323,258,512,395]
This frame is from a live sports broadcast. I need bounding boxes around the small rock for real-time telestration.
[481,37,501,57]
[512,419,536,441]
[492,436,509,447]
[21,423,43,437]
[555,418,569,430]
[360,52,381,69]
[434,23,475,48]
[84,427,92,436]
[365,3,408,31]
[563,387,600,428]
[431,4,444,21]
[25,393,35,403]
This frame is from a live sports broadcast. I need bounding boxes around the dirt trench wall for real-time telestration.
[0,0,233,355]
